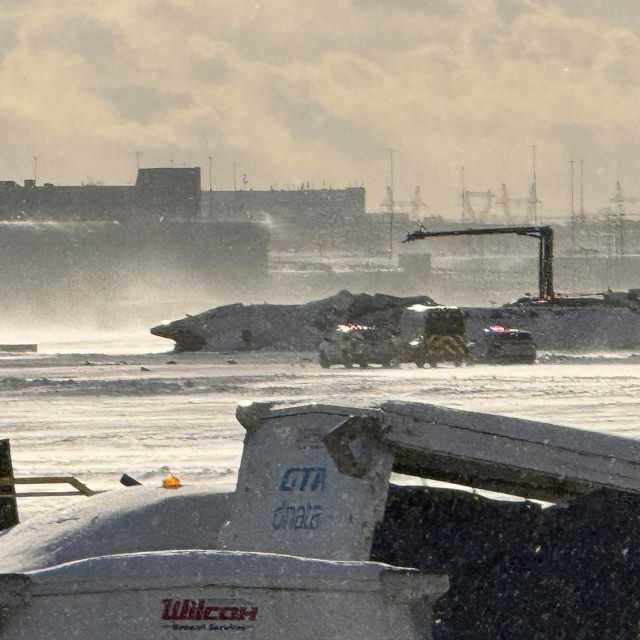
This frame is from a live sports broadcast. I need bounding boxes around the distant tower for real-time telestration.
[388,149,395,214]
[460,166,494,223]
[613,181,625,216]
[381,149,398,214]
[460,166,466,223]
[381,185,395,212]
[529,145,541,224]
[579,159,585,220]
[528,181,540,224]
[611,181,640,216]
[569,160,575,220]
[495,183,512,222]
[410,186,427,217]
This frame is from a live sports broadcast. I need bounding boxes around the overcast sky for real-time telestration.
[2,0,640,220]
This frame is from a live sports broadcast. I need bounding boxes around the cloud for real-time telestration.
[95,86,192,124]
[0,18,17,62]
[0,0,639,216]
[28,14,122,69]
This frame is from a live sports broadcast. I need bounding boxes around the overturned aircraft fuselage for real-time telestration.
[151,290,640,353]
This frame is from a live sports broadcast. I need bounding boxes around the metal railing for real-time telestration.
[0,476,103,498]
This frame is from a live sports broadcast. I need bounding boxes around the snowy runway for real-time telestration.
[2,337,639,521]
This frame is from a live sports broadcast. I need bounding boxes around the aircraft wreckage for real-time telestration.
[151,223,640,354]
[151,288,640,353]
[2,401,640,638]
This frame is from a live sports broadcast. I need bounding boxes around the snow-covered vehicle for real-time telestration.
[467,324,537,364]
[422,307,468,367]
[318,310,536,368]
[317,306,469,369]
[317,324,397,368]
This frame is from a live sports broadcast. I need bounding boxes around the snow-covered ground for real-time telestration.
[2,330,640,521]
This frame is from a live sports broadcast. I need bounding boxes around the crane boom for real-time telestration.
[403,225,554,301]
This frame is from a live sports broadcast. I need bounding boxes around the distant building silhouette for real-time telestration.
[0,167,201,222]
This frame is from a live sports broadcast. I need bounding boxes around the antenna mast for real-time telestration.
[388,149,395,258]
[570,160,574,218]
[532,145,538,224]
[460,166,466,223]
[389,149,394,214]
[580,159,585,220]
